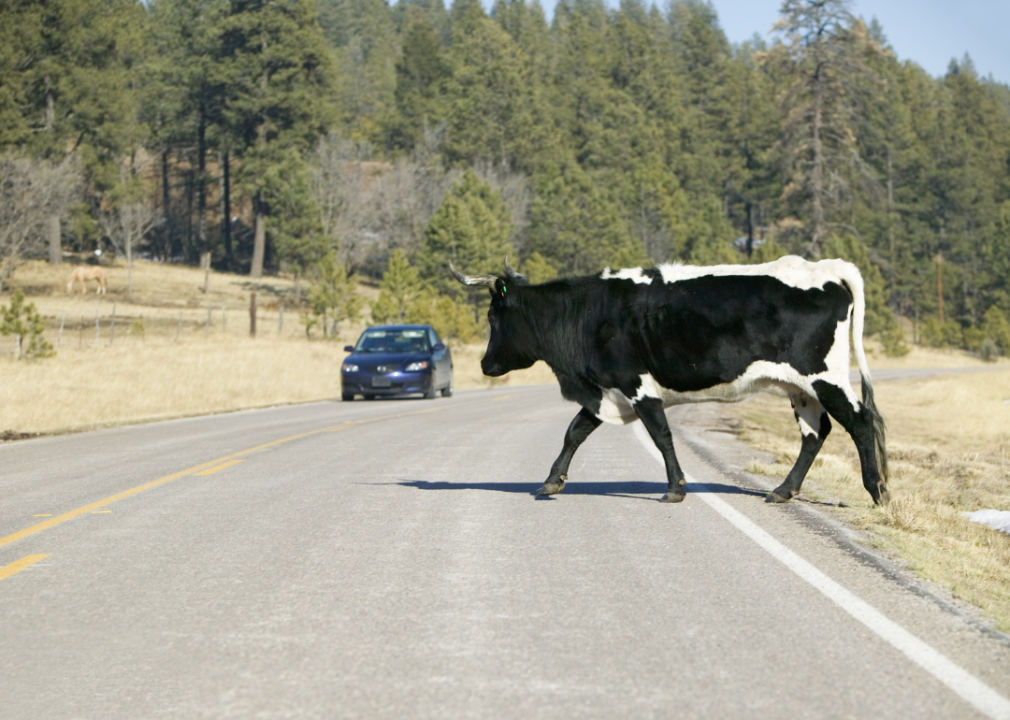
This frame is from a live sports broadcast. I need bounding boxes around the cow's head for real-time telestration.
[450,257,537,377]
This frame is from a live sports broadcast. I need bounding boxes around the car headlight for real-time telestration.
[342,363,359,372]
[405,361,429,371]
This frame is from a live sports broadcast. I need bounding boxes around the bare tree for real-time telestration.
[102,156,164,301]
[0,155,79,291]
[309,129,531,277]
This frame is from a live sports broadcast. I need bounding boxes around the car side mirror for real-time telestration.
[433,343,446,352]
[344,345,354,352]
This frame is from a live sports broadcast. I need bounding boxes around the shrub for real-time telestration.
[0,290,55,360]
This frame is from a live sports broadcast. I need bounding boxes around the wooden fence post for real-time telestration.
[249,292,257,337]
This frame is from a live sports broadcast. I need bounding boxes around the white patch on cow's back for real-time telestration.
[600,267,652,285]
[599,255,857,292]
[593,315,860,425]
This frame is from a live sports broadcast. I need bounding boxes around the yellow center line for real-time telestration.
[194,459,245,476]
[491,395,514,402]
[0,406,447,550]
[0,554,50,582]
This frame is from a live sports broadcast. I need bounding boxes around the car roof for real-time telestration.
[363,324,433,331]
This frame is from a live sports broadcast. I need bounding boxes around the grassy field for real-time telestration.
[0,259,554,436]
[729,370,1010,632]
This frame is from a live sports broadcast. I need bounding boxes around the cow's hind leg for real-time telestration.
[633,397,687,503]
[538,407,602,496]
[812,380,889,505]
[766,391,831,503]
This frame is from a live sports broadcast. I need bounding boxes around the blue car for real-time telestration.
[341,324,454,401]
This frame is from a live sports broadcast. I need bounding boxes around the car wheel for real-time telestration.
[424,383,437,400]
[364,394,376,400]
[342,392,354,402]
[441,380,452,397]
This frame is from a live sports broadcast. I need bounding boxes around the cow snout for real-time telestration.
[481,357,506,377]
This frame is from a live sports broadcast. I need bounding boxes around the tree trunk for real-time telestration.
[221,151,232,268]
[251,192,266,278]
[127,211,133,301]
[810,72,826,257]
[197,109,209,292]
[47,215,61,265]
[744,201,755,258]
[161,150,172,260]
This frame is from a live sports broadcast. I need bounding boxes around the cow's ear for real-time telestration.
[493,277,507,298]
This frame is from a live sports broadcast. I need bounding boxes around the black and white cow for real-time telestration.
[451,255,889,505]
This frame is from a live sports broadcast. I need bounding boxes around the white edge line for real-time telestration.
[633,422,1010,720]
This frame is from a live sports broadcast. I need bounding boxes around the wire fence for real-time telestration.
[0,300,363,357]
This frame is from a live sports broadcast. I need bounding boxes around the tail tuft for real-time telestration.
[861,372,889,488]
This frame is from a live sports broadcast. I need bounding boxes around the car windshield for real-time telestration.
[354,329,431,353]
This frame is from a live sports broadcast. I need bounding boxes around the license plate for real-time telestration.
[371,376,392,388]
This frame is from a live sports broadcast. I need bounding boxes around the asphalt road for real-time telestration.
[2,379,1010,719]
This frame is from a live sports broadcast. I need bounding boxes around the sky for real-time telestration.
[526,0,1010,87]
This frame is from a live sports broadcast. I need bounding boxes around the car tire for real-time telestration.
[424,383,437,400]
[342,392,354,402]
[441,380,452,398]
[364,394,376,400]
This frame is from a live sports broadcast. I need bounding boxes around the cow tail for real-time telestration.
[836,261,889,487]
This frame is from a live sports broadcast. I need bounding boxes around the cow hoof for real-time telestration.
[874,486,891,506]
[659,491,686,503]
[538,480,566,496]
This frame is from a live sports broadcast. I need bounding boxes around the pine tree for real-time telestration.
[0,290,55,360]
[214,0,337,277]
[262,150,328,278]
[385,8,450,154]
[418,169,514,298]
[308,252,364,335]
[767,1,883,257]
[371,248,423,323]
[442,16,543,171]
[0,0,146,260]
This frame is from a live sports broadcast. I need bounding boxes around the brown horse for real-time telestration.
[66,266,107,295]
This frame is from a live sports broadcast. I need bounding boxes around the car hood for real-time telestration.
[347,351,431,368]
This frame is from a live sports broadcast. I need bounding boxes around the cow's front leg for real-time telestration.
[538,407,602,496]
[633,397,686,503]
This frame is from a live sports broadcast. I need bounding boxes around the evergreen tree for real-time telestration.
[0,290,54,360]
[214,0,336,277]
[442,16,544,171]
[262,150,328,278]
[0,0,146,260]
[385,8,450,153]
[371,248,423,323]
[308,252,364,335]
[418,169,514,298]
[767,1,882,257]
[317,0,398,143]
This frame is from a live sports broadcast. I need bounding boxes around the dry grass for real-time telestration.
[0,260,556,436]
[733,370,1010,631]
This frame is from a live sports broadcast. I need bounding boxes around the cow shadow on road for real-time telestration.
[396,479,765,501]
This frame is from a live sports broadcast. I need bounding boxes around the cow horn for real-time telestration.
[504,255,528,284]
[449,262,498,289]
